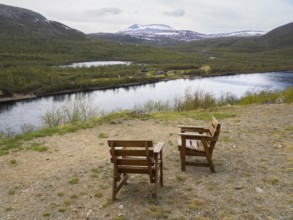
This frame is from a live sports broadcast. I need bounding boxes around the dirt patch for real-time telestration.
[1,104,293,219]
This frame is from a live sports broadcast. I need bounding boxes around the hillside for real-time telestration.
[0,4,192,66]
[171,22,293,54]
[0,4,87,40]
[260,22,293,49]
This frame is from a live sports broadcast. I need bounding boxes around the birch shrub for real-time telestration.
[42,96,99,127]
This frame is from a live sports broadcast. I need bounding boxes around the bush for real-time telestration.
[172,87,216,111]
[42,95,99,127]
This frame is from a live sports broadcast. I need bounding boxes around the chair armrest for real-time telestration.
[154,141,165,153]
[178,132,209,139]
[178,125,208,133]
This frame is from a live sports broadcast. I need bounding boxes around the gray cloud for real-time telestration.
[163,9,185,17]
[86,7,122,17]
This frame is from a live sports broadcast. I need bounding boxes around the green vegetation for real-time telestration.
[42,96,98,127]
[30,143,48,152]
[9,159,17,165]
[94,192,103,198]
[57,192,64,197]
[1,86,292,156]
[238,87,293,104]
[98,133,109,139]
[1,20,292,98]
[7,188,16,195]
[42,212,51,217]
[68,177,79,185]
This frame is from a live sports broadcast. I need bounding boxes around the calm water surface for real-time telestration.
[0,72,292,133]
[63,61,132,68]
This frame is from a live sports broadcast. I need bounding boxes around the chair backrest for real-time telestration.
[206,116,221,152]
[108,140,155,179]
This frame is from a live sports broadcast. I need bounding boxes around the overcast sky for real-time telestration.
[1,0,293,34]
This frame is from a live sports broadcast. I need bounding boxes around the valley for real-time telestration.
[0,4,292,101]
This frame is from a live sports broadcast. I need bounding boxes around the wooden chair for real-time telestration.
[178,116,221,173]
[108,140,165,201]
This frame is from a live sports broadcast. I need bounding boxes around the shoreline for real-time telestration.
[0,72,230,104]
[0,71,292,104]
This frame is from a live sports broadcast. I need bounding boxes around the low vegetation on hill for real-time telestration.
[0,6,292,98]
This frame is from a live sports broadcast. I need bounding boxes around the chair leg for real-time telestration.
[112,176,117,201]
[152,180,158,199]
[112,174,129,201]
[152,169,159,199]
[180,150,186,171]
[206,156,215,173]
[160,153,163,186]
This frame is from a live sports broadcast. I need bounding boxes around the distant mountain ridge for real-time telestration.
[89,24,265,45]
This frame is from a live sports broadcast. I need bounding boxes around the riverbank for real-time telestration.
[1,104,292,219]
[0,71,252,104]
[1,71,292,104]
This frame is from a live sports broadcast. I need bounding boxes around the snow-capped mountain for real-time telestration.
[211,30,265,38]
[117,24,206,41]
[119,24,176,34]
[89,24,265,45]
[118,24,264,40]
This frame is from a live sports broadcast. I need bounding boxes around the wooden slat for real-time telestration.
[114,149,154,157]
[108,140,153,148]
[116,158,149,166]
[118,166,151,174]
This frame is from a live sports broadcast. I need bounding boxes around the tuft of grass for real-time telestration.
[144,205,171,219]
[70,194,78,199]
[98,133,109,138]
[68,177,79,184]
[30,143,48,152]
[7,188,16,195]
[90,173,99,178]
[5,207,13,212]
[94,192,103,198]
[190,198,206,208]
[9,159,17,165]
[58,207,66,212]
[57,192,64,197]
[63,200,72,206]
[42,212,51,217]
[263,176,279,185]
[176,175,186,182]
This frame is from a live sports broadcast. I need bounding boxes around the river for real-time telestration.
[0,72,292,133]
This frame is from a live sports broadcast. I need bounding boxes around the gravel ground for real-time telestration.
[0,104,293,220]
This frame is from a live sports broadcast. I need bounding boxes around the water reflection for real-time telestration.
[0,72,292,133]
[0,102,15,113]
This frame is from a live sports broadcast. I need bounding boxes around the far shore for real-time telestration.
[1,71,292,104]
[0,71,249,104]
